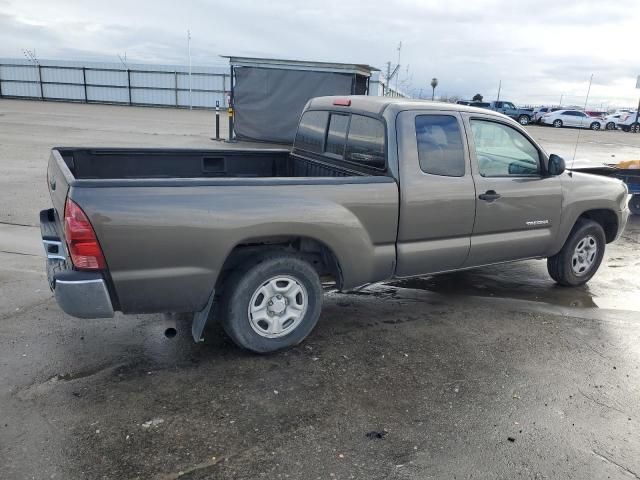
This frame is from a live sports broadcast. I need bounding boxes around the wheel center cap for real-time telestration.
[269,296,287,315]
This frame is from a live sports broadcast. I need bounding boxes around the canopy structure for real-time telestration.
[223,56,379,143]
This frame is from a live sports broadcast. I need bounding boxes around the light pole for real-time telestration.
[187,30,192,110]
[430,78,438,101]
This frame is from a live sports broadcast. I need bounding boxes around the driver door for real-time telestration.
[462,114,562,267]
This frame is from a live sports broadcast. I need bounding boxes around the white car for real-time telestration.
[603,113,624,130]
[533,106,561,123]
[541,109,604,130]
[617,112,640,132]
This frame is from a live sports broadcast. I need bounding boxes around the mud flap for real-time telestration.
[191,290,215,342]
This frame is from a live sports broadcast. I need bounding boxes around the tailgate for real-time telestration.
[47,149,73,222]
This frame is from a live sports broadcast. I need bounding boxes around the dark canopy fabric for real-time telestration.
[233,66,354,143]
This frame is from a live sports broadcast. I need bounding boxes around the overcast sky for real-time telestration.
[1,0,638,107]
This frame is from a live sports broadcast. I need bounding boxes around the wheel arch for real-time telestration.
[216,235,344,292]
[575,209,619,243]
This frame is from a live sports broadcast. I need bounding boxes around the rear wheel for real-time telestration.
[590,122,601,130]
[553,119,563,128]
[217,252,323,353]
[629,195,640,215]
[547,219,605,286]
[518,115,531,125]
[606,121,616,130]
[631,123,640,133]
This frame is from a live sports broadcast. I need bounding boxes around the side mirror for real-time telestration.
[548,154,566,176]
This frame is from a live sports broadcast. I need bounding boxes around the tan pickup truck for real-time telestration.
[41,96,629,352]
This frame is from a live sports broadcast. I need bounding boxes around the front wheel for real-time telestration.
[553,119,563,128]
[547,219,605,286]
[518,115,530,125]
[630,194,640,215]
[217,253,323,353]
[631,123,640,133]
[606,122,616,130]
[590,122,601,131]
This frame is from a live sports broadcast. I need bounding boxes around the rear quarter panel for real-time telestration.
[70,179,399,313]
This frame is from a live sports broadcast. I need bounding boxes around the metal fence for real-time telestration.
[0,59,230,109]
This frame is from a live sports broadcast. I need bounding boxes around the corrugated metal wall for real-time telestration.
[0,58,229,108]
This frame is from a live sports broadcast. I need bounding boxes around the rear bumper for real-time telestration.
[53,271,114,318]
[40,208,114,319]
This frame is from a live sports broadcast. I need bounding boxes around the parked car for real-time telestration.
[541,109,605,130]
[533,106,561,123]
[617,112,640,132]
[603,113,624,130]
[40,96,629,353]
[486,101,534,125]
[585,111,607,119]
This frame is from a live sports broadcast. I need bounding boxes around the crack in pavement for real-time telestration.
[577,388,627,415]
[592,450,640,479]
[0,220,38,228]
[0,249,40,257]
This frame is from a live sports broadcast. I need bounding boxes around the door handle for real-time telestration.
[478,190,501,201]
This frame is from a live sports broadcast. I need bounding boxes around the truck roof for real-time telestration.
[307,95,507,118]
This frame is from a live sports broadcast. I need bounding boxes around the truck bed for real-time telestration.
[56,148,383,180]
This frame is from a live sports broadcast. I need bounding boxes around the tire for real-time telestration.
[553,119,563,128]
[547,219,606,286]
[630,194,640,215]
[217,252,323,353]
[518,115,530,125]
[590,122,601,131]
[632,123,640,133]
[606,122,616,130]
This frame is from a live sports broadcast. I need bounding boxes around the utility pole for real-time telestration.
[559,93,563,106]
[187,29,192,110]
[496,80,501,101]
[117,52,128,69]
[395,41,402,94]
[385,62,391,96]
[23,48,42,100]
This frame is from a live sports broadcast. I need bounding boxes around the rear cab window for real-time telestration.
[295,111,329,153]
[294,110,386,171]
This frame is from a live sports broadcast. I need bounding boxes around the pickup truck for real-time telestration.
[40,96,629,353]
[486,101,534,125]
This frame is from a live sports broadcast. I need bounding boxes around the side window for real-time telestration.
[344,115,386,169]
[324,114,349,157]
[415,115,466,177]
[494,102,503,108]
[470,120,540,177]
[294,111,328,153]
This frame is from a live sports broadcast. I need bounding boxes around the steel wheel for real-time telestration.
[571,235,598,276]
[248,275,308,338]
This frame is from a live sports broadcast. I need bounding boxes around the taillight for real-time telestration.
[63,198,106,270]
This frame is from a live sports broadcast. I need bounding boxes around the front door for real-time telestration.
[395,110,476,276]
[463,114,562,267]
